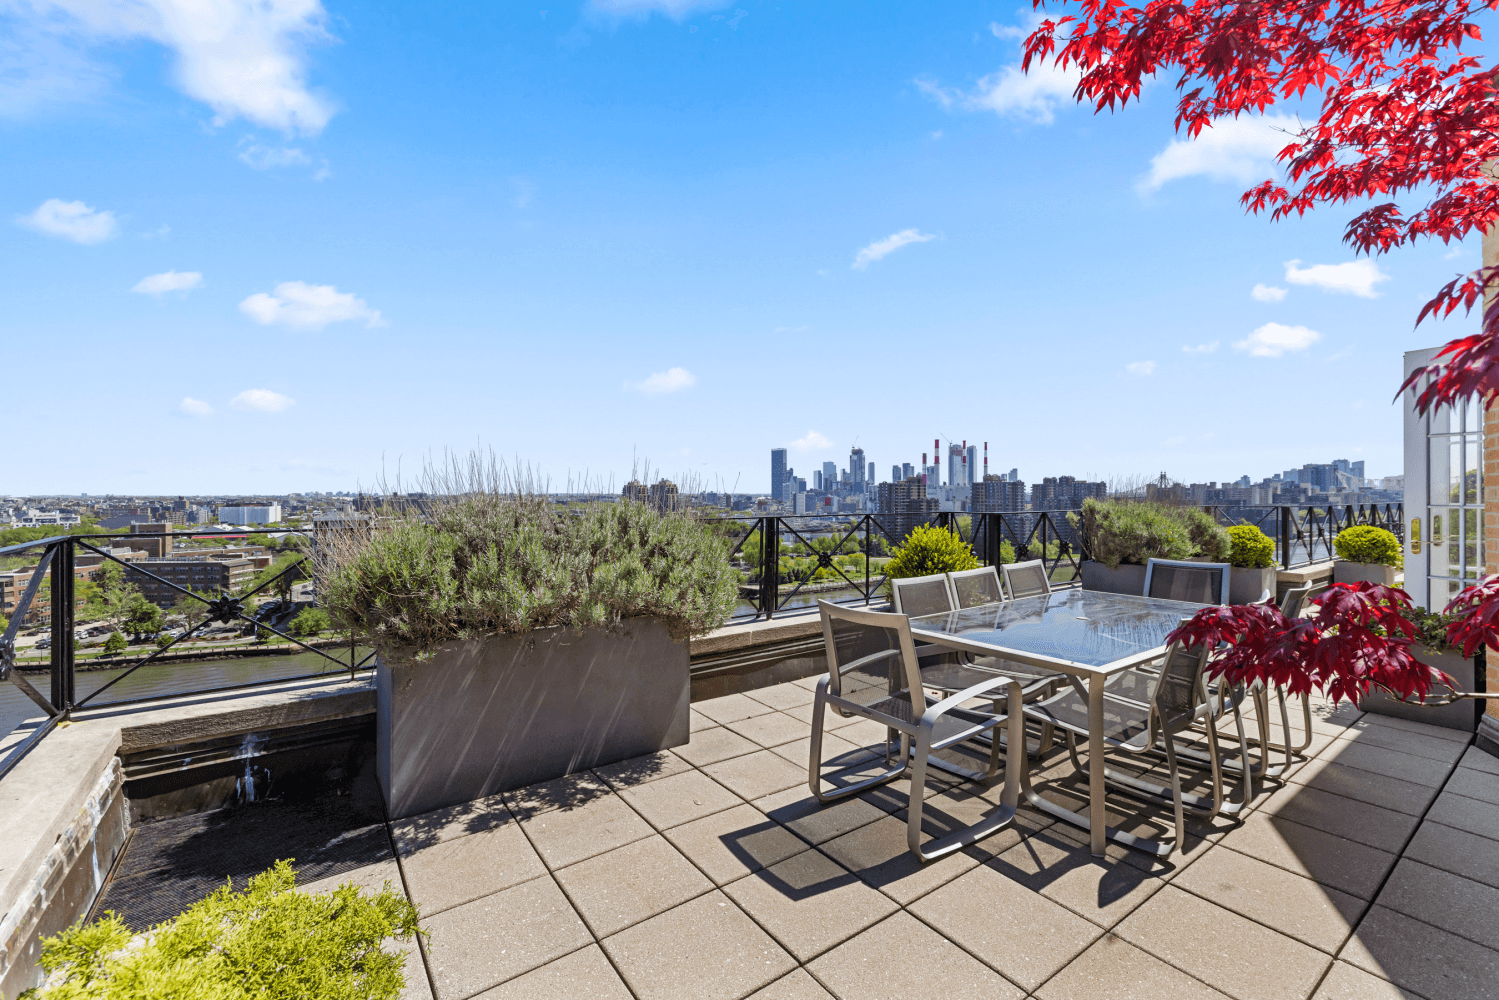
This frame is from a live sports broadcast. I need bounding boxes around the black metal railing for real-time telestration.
[0,528,373,780]
[1203,503,1405,568]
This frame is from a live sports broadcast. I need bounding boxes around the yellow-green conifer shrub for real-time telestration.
[884,525,980,581]
[22,861,419,1000]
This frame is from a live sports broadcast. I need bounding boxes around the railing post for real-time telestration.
[49,540,75,711]
[762,517,778,620]
[1280,506,1291,569]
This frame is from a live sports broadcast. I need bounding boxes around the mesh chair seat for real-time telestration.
[949,566,1005,608]
[1144,559,1231,605]
[1002,559,1051,599]
[1024,688,1153,745]
[890,573,956,618]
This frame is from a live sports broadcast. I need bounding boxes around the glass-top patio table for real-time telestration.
[906,588,1209,858]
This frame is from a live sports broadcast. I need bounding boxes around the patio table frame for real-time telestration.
[907,590,1208,858]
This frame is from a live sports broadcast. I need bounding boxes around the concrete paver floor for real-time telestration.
[335,680,1499,1000]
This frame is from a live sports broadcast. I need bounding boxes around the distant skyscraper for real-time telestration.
[1008,468,1019,482]
[891,465,901,484]
[850,447,867,490]
[901,463,914,481]
[972,474,1026,513]
[822,461,837,490]
[867,461,875,486]
[771,448,787,498]
[814,470,823,491]
[947,443,966,489]
[966,445,977,483]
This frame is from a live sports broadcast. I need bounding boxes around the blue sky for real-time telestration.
[1,1,1475,495]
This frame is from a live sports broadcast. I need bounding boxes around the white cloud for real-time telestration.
[1251,283,1288,302]
[1182,341,1219,354]
[7,0,335,134]
[990,20,1026,39]
[1139,114,1301,192]
[239,281,383,329]
[852,229,935,269]
[17,198,118,244]
[1233,322,1321,358]
[1126,360,1156,376]
[790,430,831,451]
[1283,259,1389,298]
[588,0,730,16]
[230,388,295,413]
[178,397,213,416]
[238,142,310,169]
[132,270,202,295]
[632,367,696,394]
[917,59,1080,125]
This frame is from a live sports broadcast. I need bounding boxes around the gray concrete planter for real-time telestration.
[1361,647,1483,732]
[1229,566,1276,605]
[1333,561,1398,587]
[1080,561,1147,596]
[376,616,689,819]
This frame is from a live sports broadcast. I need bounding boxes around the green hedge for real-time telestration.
[1333,525,1402,567]
[1227,525,1275,568]
[22,861,418,1000]
[884,524,979,580]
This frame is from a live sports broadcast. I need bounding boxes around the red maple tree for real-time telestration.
[1022,0,1499,412]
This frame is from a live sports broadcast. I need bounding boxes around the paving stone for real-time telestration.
[518,789,654,869]
[834,718,896,751]
[1286,757,1438,817]
[770,732,875,772]
[396,934,433,1000]
[601,891,796,1000]
[1348,711,1473,743]
[792,675,823,691]
[673,727,762,768]
[554,835,713,937]
[473,945,632,1000]
[900,784,1053,860]
[987,828,1166,929]
[1426,789,1499,842]
[423,877,592,1000]
[753,785,893,845]
[1334,720,1470,762]
[1256,783,1420,854]
[1036,933,1233,1000]
[808,911,1024,1000]
[726,712,810,749]
[1405,817,1499,889]
[663,803,809,886]
[909,860,1102,991]
[780,701,863,729]
[694,693,777,725]
[389,794,511,855]
[592,750,694,791]
[400,819,548,916]
[619,770,742,830]
[1223,813,1397,900]
[1460,745,1499,776]
[1445,765,1499,806]
[1115,885,1330,1000]
[689,710,717,733]
[743,968,834,1000]
[1340,904,1499,1000]
[1313,740,1454,787]
[505,771,614,819]
[298,858,404,898]
[818,813,981,905]
[1172,846,1364,954]
[744,683,816,711]
[1377,858,1499,952]
[721,847,899,961]
[703,750,807,801]
[1311,960,1423,1000]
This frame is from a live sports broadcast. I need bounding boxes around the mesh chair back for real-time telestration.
[890,573,955,617]
[1151,624,1212,732]
[1145,559,1230,605]
[818,601,923,718]
[1002,559,1051,599]
[948,566,1005,608]
[1279,582,1315,618]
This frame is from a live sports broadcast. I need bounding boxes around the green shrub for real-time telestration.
[290,607,331,637]
[1333,525,1402,566]
[1227,525,1275,568]
[884,525,980,580]
[102,632,126,655]
[321,498,740,649]
[21,860,419,1000]
[1181,508,1231,562]
[1069,499,1192,569]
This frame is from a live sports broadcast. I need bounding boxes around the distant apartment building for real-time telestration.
[217,504,282,525]
[10,509,81,528]
[621,480,649,504]
[877,477,941,541]
[647,480,682,514]
[126,557,256,607]
[971,475,1027,513]
[0,563,94,620]
[1031,476,1107,510]
[126,523,175,559]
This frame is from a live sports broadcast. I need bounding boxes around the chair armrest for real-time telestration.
[920,674,1023,728]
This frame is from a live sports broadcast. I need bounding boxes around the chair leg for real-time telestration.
[809,689,903,804]
[1161,735,1186,856]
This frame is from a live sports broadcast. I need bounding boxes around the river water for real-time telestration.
[1,646,371,745]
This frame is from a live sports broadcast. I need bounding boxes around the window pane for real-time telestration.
[1431,399,1457,435]
[1465,508,1482,578]
[1466,438,1481,504]
[1431,438,1453,501]
[1467,396,1483,433]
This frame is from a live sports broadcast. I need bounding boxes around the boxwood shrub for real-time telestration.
[1227,525,1275,568]
[1332,525,1402,567]
[884,524,980,581]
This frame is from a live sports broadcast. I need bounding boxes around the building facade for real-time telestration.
[125,558,256,606]
[217,504,282,525]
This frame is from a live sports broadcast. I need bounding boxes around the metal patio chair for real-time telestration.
[1243,582,1320,772]
[1143,558,1233,605]
[1001,558,1051,599]
[947,565,1007,607]
[1021,625,1249,854]
[809,600,1027,861]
